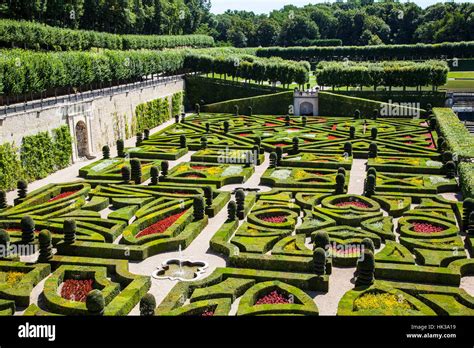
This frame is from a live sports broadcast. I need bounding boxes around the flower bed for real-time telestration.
[48,190,80,202]
[191,165,210,170]
[258,214,287,223]
[411,222,445,234]
[136,211,187,238]
[60,279,94,302]
[4,271,24,286]
[354,292,413,314]
[335,201,370,209]
[201,309,215,316]
[256,290,290,305]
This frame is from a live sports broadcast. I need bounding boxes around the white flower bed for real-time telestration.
[271,169,292,180]
[426,160,443,167]
[221,165,243,177]
[91,159,121,172]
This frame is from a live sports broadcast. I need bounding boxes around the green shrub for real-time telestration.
[0,142,23,191]
[140,293,156,316]
[21,215,35,244]
[460,163,474,199]
[38,230,53,262]
[433,108,474,159]
[86,290,105,316]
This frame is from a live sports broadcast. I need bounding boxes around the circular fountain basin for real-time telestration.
[152,259,208,282]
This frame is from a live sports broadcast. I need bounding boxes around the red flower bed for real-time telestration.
[288,128,300,132]
[191,165,209,170]
[412,222,445,234]
[327,135,339,140]
[426,142,435,149]
[48,190,80,202]
[201,309,215,317]
[238,133,251,137]
[136,211,187,238]
[256,290,290,305]
[331,124,337,131]
[403,136,412,139]
[335,201,370,208]
[61,279,94,302]
[258,214,287,223]
[404,141,413,145]
[265,123,278,127]
[274,143,288,147]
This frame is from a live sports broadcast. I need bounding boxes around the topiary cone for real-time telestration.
[38,230,53,263]
[64,219,76,244]
[313,247,326,275]
[21,215,35,244]
[355,250,375,287]
[227,201,237,221]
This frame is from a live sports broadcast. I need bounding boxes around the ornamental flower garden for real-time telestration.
[0,110,473,317]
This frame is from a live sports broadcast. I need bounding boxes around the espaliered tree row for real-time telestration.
[184,53,310,87]
[0,19,215,51]
[256,41,474,61]
[0,49,186,96]
[316,60,449,90]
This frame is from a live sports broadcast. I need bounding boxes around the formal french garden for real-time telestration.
[0,1,473,320]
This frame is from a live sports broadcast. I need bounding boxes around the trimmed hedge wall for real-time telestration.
[319,91,425,117]
[0,19,214,51]
[185,76,283,110]
[256,41,474,61]
[0,125,72,190]
[459,163,474,199]
[432,108,474,159]
[332,91,446,108]
[203,91,293,115]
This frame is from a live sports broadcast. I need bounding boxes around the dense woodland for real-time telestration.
[1,1,473,47]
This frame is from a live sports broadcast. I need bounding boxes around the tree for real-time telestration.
[279,15,320,46]
[255,19,280,46]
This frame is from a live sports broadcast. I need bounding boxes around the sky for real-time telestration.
[210,0,468,14]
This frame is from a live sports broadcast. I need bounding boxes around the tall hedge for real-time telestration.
[0,49,187,96]
[0,19,214,51]
[171,92,184,116]
[459,163,474,200]
[0,142,24,191]
[256,41,474,61]
[202,91,293,115]
[432,108,474,159]
[20,125,72,181]
[315,60,448,89]
[184,52,310,87]
[319,92,425,118]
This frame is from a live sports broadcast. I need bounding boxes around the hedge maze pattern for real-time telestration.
[0,112,473,316]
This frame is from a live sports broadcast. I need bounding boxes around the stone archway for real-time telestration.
[300,102,314,116]
[75,121,89,158]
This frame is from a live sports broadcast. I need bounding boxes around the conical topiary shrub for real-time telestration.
[21,215,35,244]
[38,230,53,263]
[136,132,143,147]
[368,142,378,158]
[144,129,150,140]
[121,165,131,182]
[344,142,352,156]
[361,238,375,253]
[365,174,376,197]
[313,247,326,275]
[17,180,28,199]
[193,196,205,221]
[117,139,125,157]
[335,173,345,194]
[102,145,110,159]
[355,250,375,286]
[0,190,7,209]
[150,166,159,185]
[269,152,278,168]
[227,200,237,221]
[130,159,142,184]
[203,186,213,207]
[313,231,330,249]
[235,189,245,220]
[180,135,187,148]
[0,229,10,257]
[161,161,169,178]
[64,219,76,245]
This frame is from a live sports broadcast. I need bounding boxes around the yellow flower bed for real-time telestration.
[354,292,413,314]
[5,271,24,286]
[293,169,308,181]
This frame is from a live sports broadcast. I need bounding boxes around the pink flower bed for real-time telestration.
[412,222,445,233]
[136,211,187,238]
[201,309,215,316]
[185,174,204,178]
[335,201,370,208]
[259,214,287,223]
[256,290,290,305]
[265,123,278,127]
